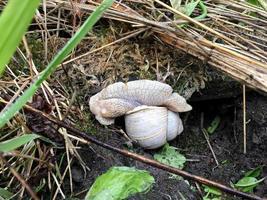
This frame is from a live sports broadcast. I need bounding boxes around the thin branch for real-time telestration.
[13,101,264,200]
[202,128,219,166]
[243,85,247,154]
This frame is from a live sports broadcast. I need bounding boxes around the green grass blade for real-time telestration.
[0,187,14,199]
[194,1,207,20]
[0,0,40,75]
[170,0,182,10]
[0,134,40,152]
[184,0,200,17]
[0,0,114,128]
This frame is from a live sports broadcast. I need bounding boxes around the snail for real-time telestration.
[89,80,192,149]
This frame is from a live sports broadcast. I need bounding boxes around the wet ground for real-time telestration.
[67,86,267,200]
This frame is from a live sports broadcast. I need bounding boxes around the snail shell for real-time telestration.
[167,110,183,141]
[89,80,191,149]
[125,106,183,149]
[89,80,192,125]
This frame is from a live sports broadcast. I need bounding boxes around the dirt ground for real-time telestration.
[63,83,267,200]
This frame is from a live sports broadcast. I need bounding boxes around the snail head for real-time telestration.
[163,93,192,112]
[89,98,115,125]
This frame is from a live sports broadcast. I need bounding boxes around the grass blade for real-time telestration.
[0,0,114,128]
[0,134,40,152]
[0,0,40,75]
[0,187,14,199]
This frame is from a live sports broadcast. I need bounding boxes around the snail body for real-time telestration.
[89,80,191,125]
[89,80,192,149]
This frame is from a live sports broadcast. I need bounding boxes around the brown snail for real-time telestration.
[89,80,192,149]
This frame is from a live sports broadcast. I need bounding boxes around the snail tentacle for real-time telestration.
[90,97,141,125]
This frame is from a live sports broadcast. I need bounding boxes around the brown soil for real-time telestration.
[64,87,267,200]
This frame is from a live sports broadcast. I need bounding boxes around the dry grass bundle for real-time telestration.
[46,0,267,93]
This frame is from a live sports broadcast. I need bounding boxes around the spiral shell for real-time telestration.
[125,106,183,149]
[167,110,183,141]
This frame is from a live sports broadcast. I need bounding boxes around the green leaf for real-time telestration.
[195,1,207,20]
[247,0,261,7]
[203,198,221,200]
[0,187,13,199]
[240,185,257,193]
[85,166,155,200]
[170,0,182,10]
[38,136,59,147]
[0,0,114,129]
[207,116,221,134]
[234,177,265,187]
[154,143,186,169]
[235,177,256,187]
[184,0,200,17]
[234,176,265,192]
[244,166,263,178]
[203,185,222,196]
[0,0,40,75]
[0,134,40,152]
[246,0,267,13]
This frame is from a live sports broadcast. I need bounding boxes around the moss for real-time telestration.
[4,33,46,77]
[76,112,97,135]
[137,68,156,80]
[27,33,46,70]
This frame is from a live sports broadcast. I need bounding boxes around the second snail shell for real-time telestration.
[125,106,183,149]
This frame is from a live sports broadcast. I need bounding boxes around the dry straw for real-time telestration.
[47,0,267,93]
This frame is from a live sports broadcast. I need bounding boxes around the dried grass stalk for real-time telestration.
[47,0,267,93]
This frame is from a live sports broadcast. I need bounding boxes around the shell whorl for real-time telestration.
[124,106,184,149]
[89,80,192,125]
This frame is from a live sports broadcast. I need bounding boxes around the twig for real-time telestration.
[202,128,219,166]
[2,151,53,167]
[51,172,65,199]
[243,85,247,154]
[13,102,264,200]
[52,157,75,200]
